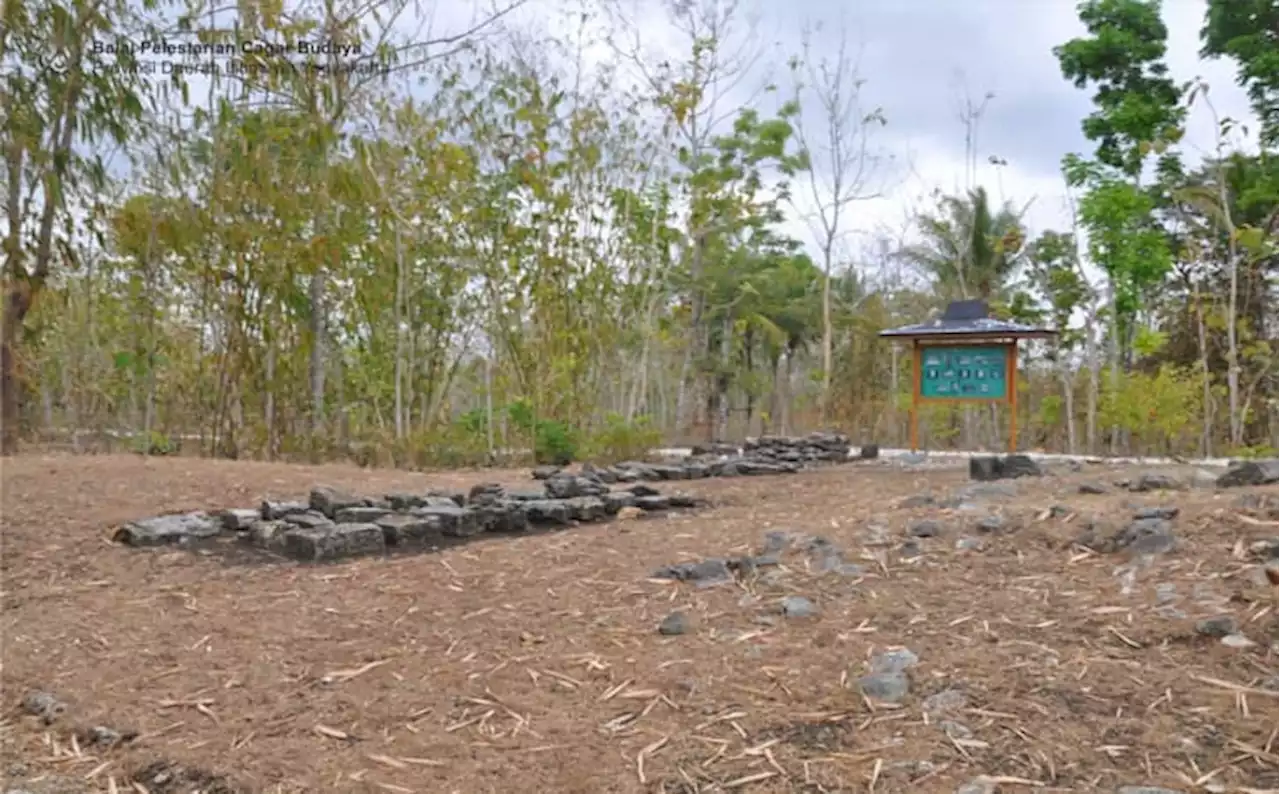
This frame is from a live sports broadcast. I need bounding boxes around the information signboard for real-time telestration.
[918,344,1009,401]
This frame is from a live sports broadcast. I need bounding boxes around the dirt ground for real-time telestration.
[1,454,1277,794]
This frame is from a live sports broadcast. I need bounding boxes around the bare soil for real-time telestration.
[2,454,1277,793]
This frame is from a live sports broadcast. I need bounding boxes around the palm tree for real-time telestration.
[901,187,1029,302]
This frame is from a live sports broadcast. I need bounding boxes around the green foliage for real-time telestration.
[131,431,177,456]
[1054,0,1185,177]
[1200,0,1279,147]
[586,413,663,464]
[1099,365,1203,451]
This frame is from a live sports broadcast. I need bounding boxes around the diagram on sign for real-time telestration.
[919,345,1008,400]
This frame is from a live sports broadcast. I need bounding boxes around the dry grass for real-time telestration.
[1,454,1277,793]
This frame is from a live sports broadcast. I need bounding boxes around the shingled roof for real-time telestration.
[878,300,1057,340]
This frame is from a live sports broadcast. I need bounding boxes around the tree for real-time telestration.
[1200,0,1279,149]
[900,187,1028,303]
[1,0,173,454]
[787,22,888,424]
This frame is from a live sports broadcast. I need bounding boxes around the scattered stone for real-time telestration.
[658,611,689,636]
[969,454,1043,482]
[974,515,1006,534]
[922,688,967,714]
[857,672,909,702]
[1129,473,1184,493]
[564,496,608,522]
[908,519,944,538]
[781,596,818,618]
[21,691,67,724]
[859,444,879,459]
[900,539,922,559]
[871,648,919,674]
[955,482,1021,501]
[1217,459,1280,488]
[651,559,734,588]
[1195,616,1238,641]
[955,537,984,552]
[522,500,572,525]
[113,512,222,546]
[1079,482,1108,494]
[1115,518,1178,556]
[1134,506,1179,520]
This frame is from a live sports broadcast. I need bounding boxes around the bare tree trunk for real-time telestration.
[1193,289,1213,457]
[1086,324,1100,455]
[393,222,406,441]
[264,336,276,460]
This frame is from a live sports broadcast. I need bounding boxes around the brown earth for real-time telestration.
[1,454,1277,793]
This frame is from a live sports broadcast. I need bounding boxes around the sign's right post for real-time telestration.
[1006,341,1018,454]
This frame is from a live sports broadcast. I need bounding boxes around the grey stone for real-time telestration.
[857,671,909,702]
[21,691,67,724]
[659,611,689,635]
[467,482,504,505]
[900,539,922,559]
[761,530,794,555]
[261,500,310,520]
[781,596,818,618]
[504,488,549,502]
[1194,615,1237,637]
[859,444,879,459]
[651,559,733,588]
[281,511,335,529]
[375,514,437,545]
[1130,473,1184,493]
[1079,482,1108,494]
[330,509,389,527]
[956,482,1020,501]
[955,537,985,552]
[629,483,661,497]
[564,496,608,522]
[308,486,366,518]
[975,515,1006,534]
[218,508,260,531]
[413,505,482,537]
[922,688,968,714]
[1134,506,1179,520]
[522,500,572,525]
[908,520,944,538]
[475,504,530,533]
[283,523,385,561]
[531,465,562,480]
[871,648,919,674]
[1115,518,1177,555]
[601,491,636,513]
[970,454,1042,481]
[246,520,290,549]
[113,512,221,546]
[634,495,671,511]
[1217,459,1280,488]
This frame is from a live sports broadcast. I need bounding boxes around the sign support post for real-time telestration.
[881,301,1056,455]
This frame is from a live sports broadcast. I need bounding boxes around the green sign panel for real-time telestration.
[919,345,1008,400]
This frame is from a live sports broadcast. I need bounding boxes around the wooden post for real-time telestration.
[910,341,921,452]
[1006,341,1018,453]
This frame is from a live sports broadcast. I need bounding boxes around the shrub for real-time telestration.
[587,413,662,463]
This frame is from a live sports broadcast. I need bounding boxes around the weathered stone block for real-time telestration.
[334,506,392,523]
[412,504,482,537]
[375,514,437,545]
[218,508,260,531]
[309,486,367,518]
[283,523,385,561]
[113,512,222,546]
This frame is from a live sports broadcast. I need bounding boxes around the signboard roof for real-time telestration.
[878,300,1057,340]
